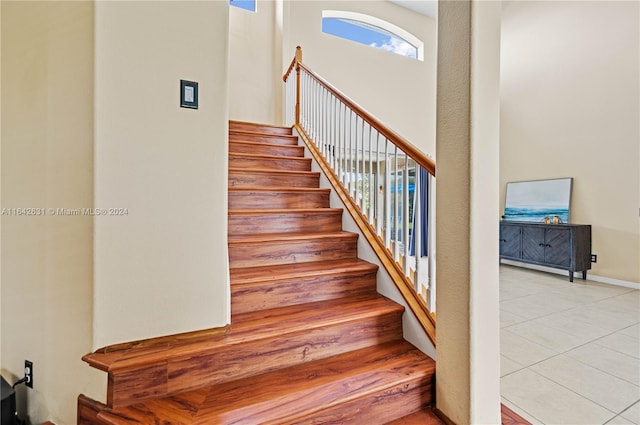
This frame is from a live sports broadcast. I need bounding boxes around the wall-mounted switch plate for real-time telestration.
[180,80,198,109]
[590,254,597,263]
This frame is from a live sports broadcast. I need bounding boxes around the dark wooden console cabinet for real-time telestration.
[499,222,592,282]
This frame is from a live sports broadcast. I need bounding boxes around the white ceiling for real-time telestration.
[389,0,438,20]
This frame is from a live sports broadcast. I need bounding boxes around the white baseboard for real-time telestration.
[500,260,640,290]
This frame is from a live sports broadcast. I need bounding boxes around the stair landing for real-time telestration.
[95,341,435,425]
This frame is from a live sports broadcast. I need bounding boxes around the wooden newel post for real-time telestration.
[295,46,302,125]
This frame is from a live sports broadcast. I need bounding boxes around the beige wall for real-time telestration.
[93,1,231,348]
[0,0,3,383]
[436,1,502,423]
[500,1,640,283]
[229,0,283,124]
[285,0,437,155]
[1,2,103,424]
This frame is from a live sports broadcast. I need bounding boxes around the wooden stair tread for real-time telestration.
[230,294,402,337]
[229,129,298,139]
[230,136,299,146]
[230,259,378,285]
[385,409,445,424]
[230,259,378,314]
[228,230,356,245]
[229,140,303,150]
[228,232,358,268]
[97,341,435,425]
[229,167,319,177]
[83,294,402,373]
[228,208,342,215]
[229,141,304,158]
[227,188,331,209]
[228,208,343,235]
[228,186,329,194]
[229,155,311,172]
[229,130,299,145]
[229,120,292,135]
[228,152,310,162]
[229,169,321,190]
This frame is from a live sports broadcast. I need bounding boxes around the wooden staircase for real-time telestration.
[78,120,440,425]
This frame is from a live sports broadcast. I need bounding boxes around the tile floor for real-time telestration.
[500,265,640,425]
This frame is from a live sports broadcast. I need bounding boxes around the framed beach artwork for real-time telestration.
[503,178,573,223]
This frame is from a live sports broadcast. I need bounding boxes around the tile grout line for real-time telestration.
[520,364,629,420]
[505,319,640,359]
[501,328,640,388]
[589,327,640,359]
[501,288,639,328]
[618,401,640,423]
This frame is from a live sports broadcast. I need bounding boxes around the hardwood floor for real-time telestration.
[501,403,532,425]
[78,120,437,424]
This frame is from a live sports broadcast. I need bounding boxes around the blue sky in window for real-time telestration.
[230,0,255,12]
[322,18,417,59]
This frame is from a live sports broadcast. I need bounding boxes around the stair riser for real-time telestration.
[107,312,403,409]
[230,122,292,135]
[168,312,404,398]
[230,142,303,157]
[231,270,377,314]
[229,133,299,146]
[78,394,107,425]
[197,347,432,425]
[288,381,434,425]
[228,211,342,235]
[229,171,319,189]
[228,191,330,209]
[229,156,311,172]
[228,236,357,268]
[107,364,167,409]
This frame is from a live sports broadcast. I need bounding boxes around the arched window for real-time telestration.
[321,10,424,61]
[230,0,255,12]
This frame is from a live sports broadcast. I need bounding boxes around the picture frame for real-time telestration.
[503,177,573,223]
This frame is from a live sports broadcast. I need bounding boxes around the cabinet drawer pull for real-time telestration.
[539,243,545,247]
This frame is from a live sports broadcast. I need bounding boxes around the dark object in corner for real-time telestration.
[1,375,17,425]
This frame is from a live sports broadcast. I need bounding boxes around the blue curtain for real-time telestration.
[409,167,428,257]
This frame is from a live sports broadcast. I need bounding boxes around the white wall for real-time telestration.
[229,0,283,125]
[501,1,640,283]
[285,0,437,156]
[1,2,104,423]
[93,1,231,348]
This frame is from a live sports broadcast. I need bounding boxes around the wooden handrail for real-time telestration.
[283,46,303,82]
[283,56,297,82]
[282,51,435,177]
